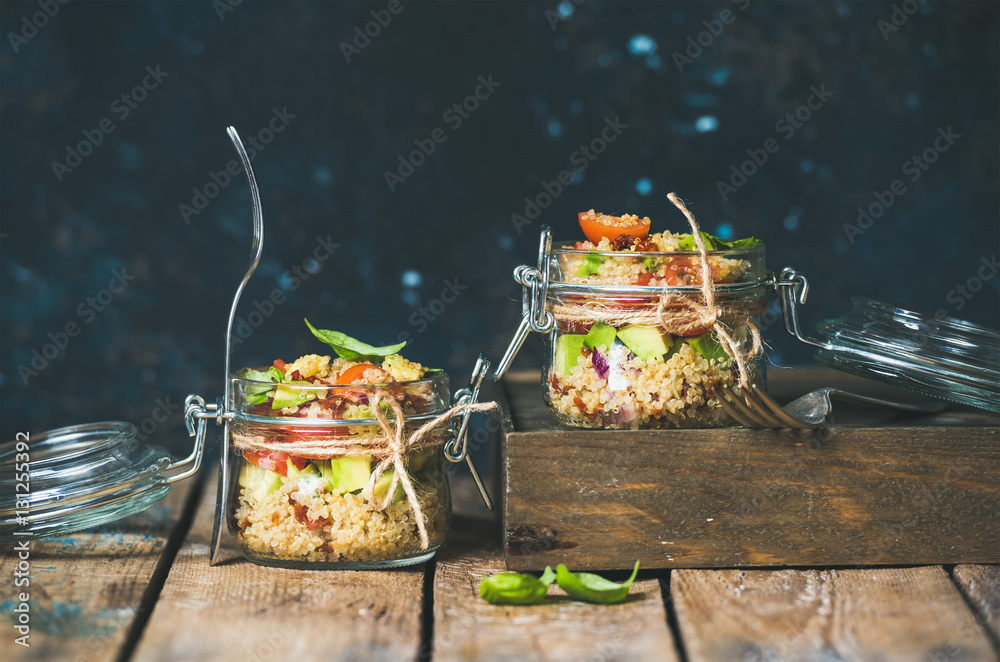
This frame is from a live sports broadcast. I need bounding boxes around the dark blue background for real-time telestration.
[2,0,998,451]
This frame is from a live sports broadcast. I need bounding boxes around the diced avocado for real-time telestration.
[584,322,617,351]
[554,334,587,375]
[688,332,730,363]
[321,455,372,494]
[271,383,309,409]
[285,460,325,495]
[238,462,283,502]
[617,324,671,361]
[285,459,321,481]
[372,468,406,504]
[407,447,436,472]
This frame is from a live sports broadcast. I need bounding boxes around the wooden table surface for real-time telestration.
[3,369,999,661]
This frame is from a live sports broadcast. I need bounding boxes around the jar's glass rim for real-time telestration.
[552,241,766,258]
[546,280,768,295]
[230,369,448,390]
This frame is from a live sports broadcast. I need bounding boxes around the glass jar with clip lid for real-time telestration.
[492,195,1000,429]
[0,127,498,569]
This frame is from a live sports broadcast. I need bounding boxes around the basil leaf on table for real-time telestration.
[555,560,640,604]
[305,319,407,361]
[479,568,556,606]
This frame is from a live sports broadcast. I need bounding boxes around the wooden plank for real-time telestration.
[502,371,1000,571]
[0,478,197,662]
[672,566,997,662]
[432,519,678,662]
[953,565,1000,643]
[131,469,426,662]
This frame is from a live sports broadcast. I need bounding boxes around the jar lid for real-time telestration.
[0,422,175,540]
[814,296,1000,412]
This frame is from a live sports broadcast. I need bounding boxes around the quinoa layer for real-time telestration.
[547,341,750,429]
[235,474,449,563]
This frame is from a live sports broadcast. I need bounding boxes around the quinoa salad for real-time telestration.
[231,321,451,564]
[545,210,763,429]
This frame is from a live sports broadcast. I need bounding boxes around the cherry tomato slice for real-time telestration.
[243,450,290,476]
[335,362,394,385]
[578,210,651,244]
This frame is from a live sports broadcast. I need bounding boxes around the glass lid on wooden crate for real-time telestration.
[775,268,1000,413]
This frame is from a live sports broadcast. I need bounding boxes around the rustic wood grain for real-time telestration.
[501,371,1000,571]
[672,566,997,662]
[0,479,197,662]
[130,469,426,662]
[953,565,1000,644]
[432,519,678,662]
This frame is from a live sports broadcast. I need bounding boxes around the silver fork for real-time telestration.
[715,383,947,429]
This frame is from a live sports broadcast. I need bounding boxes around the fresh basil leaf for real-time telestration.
[240,367,278,405]
[725,236,760,249]
[576,253,605,277]
[539,566,556,586]
[678,232,760,251]
[678,231,720,251]
[268,366,285,382]
[555,560,640,604]
[425,368,443,375]
[241,368,270,382]
[305,319,407,361]
[479,571,553,606]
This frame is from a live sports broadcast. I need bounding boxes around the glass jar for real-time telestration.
[497,232,769,430]
[225,371,453,569]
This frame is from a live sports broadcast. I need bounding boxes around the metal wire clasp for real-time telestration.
[773,267,830,349]
[493,226,555,382]
[447,353,493,510]
[162,395,217,484]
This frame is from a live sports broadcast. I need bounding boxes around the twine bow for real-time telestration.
[660,192,762,387]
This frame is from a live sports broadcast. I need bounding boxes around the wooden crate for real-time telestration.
[500,368,1000,571]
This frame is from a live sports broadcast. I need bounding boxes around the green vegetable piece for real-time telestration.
[240,367,279,405]
[305,319,406,362]
[688,332,730,363]
[576,253,605,277]
[555,560,640,604]
[539,566,556,586]
[270,381,314,409]
[642,256,658,272]
[584,322,617,351]
[321,455,372,494]
[678,231,760,252]
[678,231,720,251]
[617,324,671,361]
[285,459,321,482]
[372,467,406,504]
[554,334,588,375]
[238,462,283,501]
[479,568,555,606]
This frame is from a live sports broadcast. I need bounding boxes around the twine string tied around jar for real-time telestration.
[231,396,498,550]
